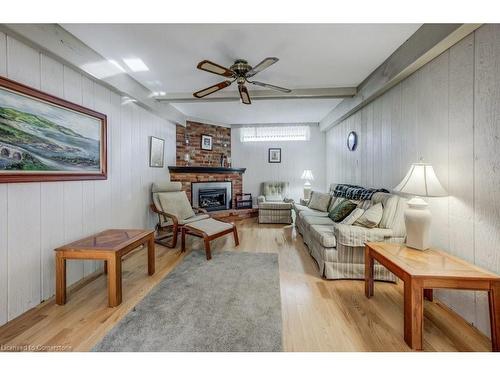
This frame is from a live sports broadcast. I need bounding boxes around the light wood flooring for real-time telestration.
[0,219,492,351]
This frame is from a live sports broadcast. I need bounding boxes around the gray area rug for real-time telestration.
[93,251,282,351]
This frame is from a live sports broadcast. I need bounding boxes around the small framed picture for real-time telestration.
[268,148,281,163]
[201,134,213,151]
[149,136,165,168]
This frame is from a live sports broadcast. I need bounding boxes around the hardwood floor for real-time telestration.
[0,219,492,351]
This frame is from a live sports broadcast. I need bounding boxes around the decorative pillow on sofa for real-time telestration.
[354,202,383,228]
[341,207,365,225]
[328,200,357,222]
[308,191,331,212]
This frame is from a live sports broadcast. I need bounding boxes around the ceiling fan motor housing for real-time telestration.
[230,59,252,77]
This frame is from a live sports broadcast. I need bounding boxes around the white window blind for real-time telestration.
[239,125,310,142]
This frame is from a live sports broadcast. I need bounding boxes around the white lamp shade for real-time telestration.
[393,163,447,197]
[301,170,314,181]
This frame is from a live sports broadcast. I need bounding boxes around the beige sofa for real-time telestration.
[293,184,407,281]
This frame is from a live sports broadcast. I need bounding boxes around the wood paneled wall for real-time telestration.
[325,25,500,336]
[0,32,176,325]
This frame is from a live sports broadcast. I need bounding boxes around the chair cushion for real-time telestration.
[307,191,331,212]
[354,202,383,228]
[158,191,196,221]
[310,225,337,248]
[328,200,357,222]
[341,207,365,225]
[265,195,284,202]
[259,201,293,210]
[185,218,233,236]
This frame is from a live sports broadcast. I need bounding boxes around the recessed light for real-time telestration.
[81,59,125,79]
[123,58,149,72]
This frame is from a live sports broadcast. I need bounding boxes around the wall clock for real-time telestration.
[347,131,358,151]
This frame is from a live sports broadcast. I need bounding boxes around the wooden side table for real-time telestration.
[55,229,155,307]
[364,242,500,351]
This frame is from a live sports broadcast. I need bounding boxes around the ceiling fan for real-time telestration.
[193,57,291,105]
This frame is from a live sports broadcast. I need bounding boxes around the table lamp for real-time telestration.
[301,170,314,200]
[393,163,447,250]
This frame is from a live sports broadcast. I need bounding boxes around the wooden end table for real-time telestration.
[365,242,500,351]
[55,229,155,307]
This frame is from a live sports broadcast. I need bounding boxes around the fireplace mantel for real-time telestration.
[168,166,246,174]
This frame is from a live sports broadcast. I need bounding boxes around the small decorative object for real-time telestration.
[268,148,281,163]
[227,157,232,168]
[0,76,107,182]
[183,152,191,166]
[149,136,165,168]
[301,169,314,200]
[201,134,213,151]
[393,162,447,250]
[347,131,358,151]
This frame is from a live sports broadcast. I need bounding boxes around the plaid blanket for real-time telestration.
[333,184,389,201]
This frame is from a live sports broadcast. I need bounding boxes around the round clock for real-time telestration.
[347,131,358,151]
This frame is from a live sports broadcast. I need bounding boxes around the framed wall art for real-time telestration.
[0,76,107,183]
[201,134,213,151]
[149,136,165,168]
[268,148,281,163]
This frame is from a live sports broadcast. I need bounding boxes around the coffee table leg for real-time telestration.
[55,254,67,305]
[107,255,122,307]
[404,278,423,350]
[147,235,155,275]
[365,246,374,298]
[488,282,500,352]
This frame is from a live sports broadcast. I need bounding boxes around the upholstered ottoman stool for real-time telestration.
[181,218,239,260]
[258,201,293,224]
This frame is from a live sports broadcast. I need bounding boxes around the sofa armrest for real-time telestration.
[257,195,266,203]
[333,224,393,247]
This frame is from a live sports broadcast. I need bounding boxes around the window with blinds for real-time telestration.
[239,125,310,142]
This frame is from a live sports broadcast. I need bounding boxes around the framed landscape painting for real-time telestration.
[0,76,107,182]
[149,136,165,168]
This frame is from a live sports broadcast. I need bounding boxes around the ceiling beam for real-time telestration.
[156,87,357,103]
[0,23,187,125]
[319,23,482,132]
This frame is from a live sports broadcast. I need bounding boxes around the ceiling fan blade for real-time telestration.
[246,57,279,77]
[193,80,232,98]
[249,80,291,93]
[238,84,251,105]
[197,60,234,77]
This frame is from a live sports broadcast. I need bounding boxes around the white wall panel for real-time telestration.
[0,34,175,324]
[325,25,500,337]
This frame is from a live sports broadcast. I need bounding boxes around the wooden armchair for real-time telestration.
[150,182,209,248]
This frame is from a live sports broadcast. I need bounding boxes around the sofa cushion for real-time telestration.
[303,215,334,227]
[298,209,329,218]
[307,191,331,212]
[354,202,383,228]
[310,225,337,248]
[341,207,365,225]
[158,191,196,221]
[334,223,393,247]
[328,200,357,222]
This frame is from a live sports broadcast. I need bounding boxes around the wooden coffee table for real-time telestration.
[55,229,155,307]
[365,242,500,351]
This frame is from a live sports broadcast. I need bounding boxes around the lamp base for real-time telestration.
[303,182,312,200]
[404,197,431,251]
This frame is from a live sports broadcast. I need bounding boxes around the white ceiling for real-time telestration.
[62,23,421,124]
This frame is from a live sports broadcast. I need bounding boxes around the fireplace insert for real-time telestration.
[198,188,227,212]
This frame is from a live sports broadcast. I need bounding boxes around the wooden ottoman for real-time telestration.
[181,218,239,260]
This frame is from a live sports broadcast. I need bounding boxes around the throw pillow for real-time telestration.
[354,202,383,228]
[307,191,332,212]
[158,191,195,221]
[328,200,357,222]
[341,207,365,225]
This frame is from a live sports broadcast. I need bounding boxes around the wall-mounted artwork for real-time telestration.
[0,76,107,183]
[149,136,165,168]
[268,148,281,163]
[201,134,213,151]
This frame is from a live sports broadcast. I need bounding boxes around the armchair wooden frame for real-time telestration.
[150,203,208,248]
